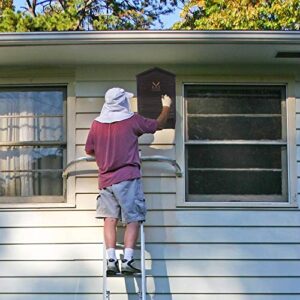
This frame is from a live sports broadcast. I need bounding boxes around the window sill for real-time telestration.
[176,200,299,209]
[0,196,76,209]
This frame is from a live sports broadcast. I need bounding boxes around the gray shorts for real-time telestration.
[96,178,146,224]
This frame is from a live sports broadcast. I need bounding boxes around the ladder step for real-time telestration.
[106,272,142,278]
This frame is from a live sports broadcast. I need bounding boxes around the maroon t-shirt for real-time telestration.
[85,114,158,189]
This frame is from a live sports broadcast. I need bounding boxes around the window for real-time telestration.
[184,85,288,203]
[0,87,66,203]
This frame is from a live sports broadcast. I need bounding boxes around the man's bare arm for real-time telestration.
[156,95,172,130]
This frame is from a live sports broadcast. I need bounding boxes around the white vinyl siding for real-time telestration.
[296,81,300,204]
[0,67,300,300]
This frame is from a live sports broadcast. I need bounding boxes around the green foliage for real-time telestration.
[0,8,79,31]
[0,0,13,11]
[0,0,179,31]
[173,0,300,30]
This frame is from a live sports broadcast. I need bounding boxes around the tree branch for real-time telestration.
[74,0,96,30]
[25,0,37,17]
[58,0,67,10]
[36,0,51,6]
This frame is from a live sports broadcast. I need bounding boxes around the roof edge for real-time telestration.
[0,30,300,46]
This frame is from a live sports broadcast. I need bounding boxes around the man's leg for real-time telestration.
[104,217,118,248]
[124,221,140,249]
[121,221,141,274]
[104,217,120,275]
[111,179,145,273]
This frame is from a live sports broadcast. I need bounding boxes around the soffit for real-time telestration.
[0,31,299,66]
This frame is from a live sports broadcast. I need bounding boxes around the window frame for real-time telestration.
[176,81,298,208]
[0,83,75,208]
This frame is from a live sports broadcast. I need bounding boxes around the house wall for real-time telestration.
[0,64,300,300]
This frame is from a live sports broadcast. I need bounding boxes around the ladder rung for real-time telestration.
[106,272,142,278]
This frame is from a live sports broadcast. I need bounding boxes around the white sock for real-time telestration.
[106,248,116,261]
[124,248,134,261]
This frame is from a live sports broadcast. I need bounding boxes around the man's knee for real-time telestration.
[104,217,118,224]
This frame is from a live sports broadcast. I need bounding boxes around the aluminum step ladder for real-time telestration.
[102,222,146,300]
[62,155,182,300]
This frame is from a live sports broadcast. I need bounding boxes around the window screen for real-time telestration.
[185,85,287,202]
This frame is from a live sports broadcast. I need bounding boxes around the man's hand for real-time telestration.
[161,95,172,107]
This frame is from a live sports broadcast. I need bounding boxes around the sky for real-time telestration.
[157,7,182,29]
[13,0,182,29]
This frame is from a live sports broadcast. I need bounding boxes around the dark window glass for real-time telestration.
[188,170,282,195]
[188,116,282,140]
[188,145,282,169]
[186,86,282,114]
[185,85,287,202]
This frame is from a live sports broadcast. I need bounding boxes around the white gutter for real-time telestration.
[0,30,300,46]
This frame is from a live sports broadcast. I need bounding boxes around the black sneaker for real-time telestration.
[121,259,141,275]
[106,259,120,276]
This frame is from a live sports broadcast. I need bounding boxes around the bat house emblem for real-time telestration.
[151,81,161,92]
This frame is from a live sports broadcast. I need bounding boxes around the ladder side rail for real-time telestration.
[140,222,146,300]
[103,238,109,300]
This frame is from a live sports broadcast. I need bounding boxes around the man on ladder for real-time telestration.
[85,87,172,276]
